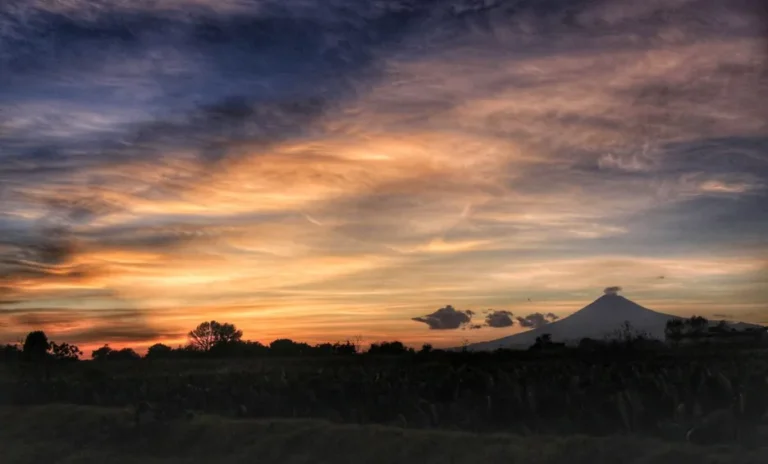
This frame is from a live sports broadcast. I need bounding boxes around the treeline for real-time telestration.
[0,321,427,363]
[2,317,766,364]
[0,336,422,363]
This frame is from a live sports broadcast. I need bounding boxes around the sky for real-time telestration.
[1,0,767,353]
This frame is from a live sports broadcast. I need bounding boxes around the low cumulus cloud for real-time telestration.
[516,312,559,329]
[412,305,474,330]
[485,310,515,328]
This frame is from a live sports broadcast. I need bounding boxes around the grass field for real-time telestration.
[1,405,766,464]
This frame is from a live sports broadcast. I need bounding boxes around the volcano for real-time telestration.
[465,290,681,351]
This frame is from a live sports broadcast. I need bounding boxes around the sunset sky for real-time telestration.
[1,0,767,354]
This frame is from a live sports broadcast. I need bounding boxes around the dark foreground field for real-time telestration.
[1,404,766,464]
[3,349,768,463]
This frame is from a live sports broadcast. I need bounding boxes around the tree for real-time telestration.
[145,343,173,359]
[111,348,141,361]
[269,339,310,356]
[665,319,685,344]
[1,344,22,362]
[367,341,414,356]
[188,321,243,352]
[686,315,709,335]
[711,320,730,333]
[577,337,603,351]
[23,331,50,362]
[49,342,82,361]
[529,334,561,351]
[92,345,113,361]
[612,321,651,345]
[333,340,358,356]
[209,339,267,357]
[419,343,434,355]
[92,345,140,361]
[313,343,336,356]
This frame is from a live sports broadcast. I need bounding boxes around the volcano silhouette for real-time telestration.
[465,291,682,351]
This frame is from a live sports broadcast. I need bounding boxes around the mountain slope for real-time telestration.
[465,293,681,351]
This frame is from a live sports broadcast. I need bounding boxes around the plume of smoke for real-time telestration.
[603,286,622,295]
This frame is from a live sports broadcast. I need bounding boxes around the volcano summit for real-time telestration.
[465,288,682,351]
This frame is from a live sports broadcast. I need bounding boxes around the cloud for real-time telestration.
[412,305,474,330]
[0,224,97,292]
[485,310,515,328]
[0,0,766,349]
[516,312,559,329]
[604,286,623,295]
[0,306,182,348]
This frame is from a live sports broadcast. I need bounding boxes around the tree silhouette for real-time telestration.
[269,339,311,356]
[92,344,113,361]
[1,344,22,362]
[49,342,82,361]
[92,345,140,361]
[111,348,141,361]
[666,316,713,345]
[711,320,730,333]
[665,319,685,344]
[145,343,173,359]
[188,321,243,351]
[210,339,267,357]
[578,337,602,351]
[686,315,709,335]
[334,340,358,355]
[23,331,49,362]
[313,343,335,356]
[314,341,358,356]
[613,321,650,344]
[530,333,560,351]
[368,341,414,355]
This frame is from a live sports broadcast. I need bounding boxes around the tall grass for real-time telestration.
[1,405,765,464]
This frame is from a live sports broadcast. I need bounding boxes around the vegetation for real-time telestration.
[5,405,766,464]
[187,321,243,352]
[92,345,142,362]
[2,316,768,455]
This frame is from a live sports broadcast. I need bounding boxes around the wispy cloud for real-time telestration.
[0,0,766,348]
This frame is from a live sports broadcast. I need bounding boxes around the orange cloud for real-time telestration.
[2,1,766,351]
